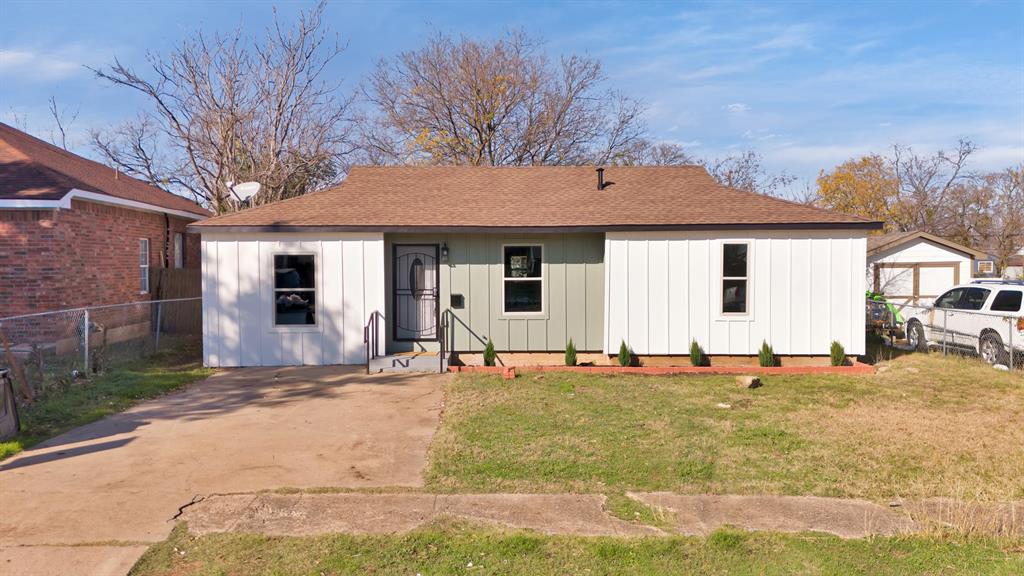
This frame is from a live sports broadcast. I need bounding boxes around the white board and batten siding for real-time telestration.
[201,233,385,367]
[604,230,869,356]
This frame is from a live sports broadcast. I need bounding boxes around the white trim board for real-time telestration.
[0,188,207,221]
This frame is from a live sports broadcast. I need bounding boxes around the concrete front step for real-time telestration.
[369,353,447,373]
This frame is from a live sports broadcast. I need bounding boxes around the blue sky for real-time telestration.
[2,0,1022,193]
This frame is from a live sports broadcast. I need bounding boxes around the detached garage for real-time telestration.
[867,231,985,305]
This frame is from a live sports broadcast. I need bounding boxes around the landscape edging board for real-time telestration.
[449,362,876,376]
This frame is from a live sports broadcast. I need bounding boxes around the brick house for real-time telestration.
[0,123,209,318]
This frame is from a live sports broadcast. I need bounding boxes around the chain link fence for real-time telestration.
[867,298,1023,371]
[0,298,202,400]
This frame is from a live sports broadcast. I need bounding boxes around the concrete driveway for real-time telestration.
[0,366,445,575]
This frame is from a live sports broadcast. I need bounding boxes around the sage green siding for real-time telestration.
[385,233,604,352]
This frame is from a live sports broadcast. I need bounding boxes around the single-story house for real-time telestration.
[866,231,987,305]
[192,166,880,368]
[0,122,209,318]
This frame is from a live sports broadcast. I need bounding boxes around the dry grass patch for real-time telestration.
[790,354,1024,500]
[426,352,1023,500]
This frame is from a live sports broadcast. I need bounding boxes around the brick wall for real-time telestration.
[0,199,202,318]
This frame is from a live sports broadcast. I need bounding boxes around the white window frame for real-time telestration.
[272,252,319,328]
[139,238,150,294]
[721,241,750,316]
[173,233,184,269]
[501,243,545,317]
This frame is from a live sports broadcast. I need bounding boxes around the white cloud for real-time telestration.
[724,103,750,114]
[971,145,1024,170]
[0,48,86,81]
[755,23,817,51]
[742,129,777,141]
[845,40,881,55]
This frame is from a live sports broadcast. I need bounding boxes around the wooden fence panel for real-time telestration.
[150,268,202,333]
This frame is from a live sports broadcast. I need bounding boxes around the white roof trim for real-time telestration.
[0,188,206,220]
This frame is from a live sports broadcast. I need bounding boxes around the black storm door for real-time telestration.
[393,245,439,341]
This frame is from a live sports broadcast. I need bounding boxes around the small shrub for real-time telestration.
[689,340,704,367]
[830,340,846,366]
[483,340,497,366]
[758,341,775,367]
[565,339,577,366]
[618,340,631,367]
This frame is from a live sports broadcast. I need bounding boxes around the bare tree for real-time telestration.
[892,138,976,234]
[90,1,354,213]
[700,150,797,197]
[3,108,29,131]
[360,30,645,166]
[46,95,79,150]
[609,139,695,166]
[976,166,1024,268]
[90,115,188,190]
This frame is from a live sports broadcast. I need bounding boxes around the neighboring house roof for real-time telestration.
[0,122,209,219]
[192,165,880,232]
[866,230,987,259]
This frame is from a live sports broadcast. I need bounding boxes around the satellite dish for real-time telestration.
[231,181,261,202]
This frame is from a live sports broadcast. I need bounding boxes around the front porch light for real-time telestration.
[441,242,449,264]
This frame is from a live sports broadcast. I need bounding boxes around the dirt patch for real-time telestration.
[182,493,660,537]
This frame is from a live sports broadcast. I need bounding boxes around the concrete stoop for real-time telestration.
[179,492,1022,539]
[369,353,448,373]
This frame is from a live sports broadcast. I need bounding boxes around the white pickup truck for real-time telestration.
[904,280,1024,366]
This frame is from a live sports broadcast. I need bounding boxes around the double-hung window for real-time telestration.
[139,238,150,293]
[503,245,543,314]
[274,254,316,326]
[721,243,748,314]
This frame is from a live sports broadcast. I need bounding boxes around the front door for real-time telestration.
[393,245,439,341]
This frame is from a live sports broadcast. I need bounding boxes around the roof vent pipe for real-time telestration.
[596,167,605,191]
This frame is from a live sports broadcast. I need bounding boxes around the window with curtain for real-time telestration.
[274,254,316,325]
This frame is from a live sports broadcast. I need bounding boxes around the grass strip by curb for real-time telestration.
[603,492,676,531]
[130,520,1024,576]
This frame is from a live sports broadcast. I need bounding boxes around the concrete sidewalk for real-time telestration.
[180,491,1020,539]
[0,367,446,576]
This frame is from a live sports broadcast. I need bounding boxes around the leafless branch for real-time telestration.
[46,95,79,150]
[89,0,354,213]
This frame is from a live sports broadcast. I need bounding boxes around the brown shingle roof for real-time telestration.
[0,122,209,217]
[192,165,879,231]
[866,230,986,259]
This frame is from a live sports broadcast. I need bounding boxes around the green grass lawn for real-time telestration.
[130,522,1024,576]
[426,353,1024,500]
[0,337,212,460]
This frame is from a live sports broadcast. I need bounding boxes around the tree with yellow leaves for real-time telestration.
[816,154,908,232]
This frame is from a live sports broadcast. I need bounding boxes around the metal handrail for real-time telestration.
[439,309,450,373]
[364,311,380,374]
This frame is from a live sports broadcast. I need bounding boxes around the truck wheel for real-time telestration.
[979,333,1009,366]
[907,321,928,352]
